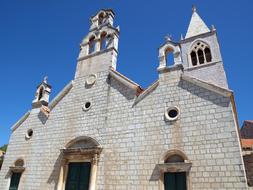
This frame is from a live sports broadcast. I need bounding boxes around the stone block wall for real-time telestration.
[0,67,248,189]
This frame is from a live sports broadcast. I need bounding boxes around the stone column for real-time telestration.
[57,159,67,190]
[89,154,99,190]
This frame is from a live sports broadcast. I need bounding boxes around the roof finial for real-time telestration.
[180,34,184,41]
[192,5,197,13]
[211,24,216,31]
[43,76,48,83]
[165,34,172,41]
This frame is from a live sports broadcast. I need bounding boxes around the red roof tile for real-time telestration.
[241,139,253,148]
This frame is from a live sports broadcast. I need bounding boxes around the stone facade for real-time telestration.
[0,8,249,190]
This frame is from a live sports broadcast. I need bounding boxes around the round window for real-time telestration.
[86,74,97,86]
[165,106,180,121]
[82,101,92,111]
[25,129,33,140]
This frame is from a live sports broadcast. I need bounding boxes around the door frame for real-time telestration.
[57,150,101,190]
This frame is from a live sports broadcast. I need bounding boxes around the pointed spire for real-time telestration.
[185,6,210,39]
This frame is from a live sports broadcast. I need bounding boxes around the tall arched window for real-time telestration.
[190,41,212,66]
[204,47,212,62]
[88,36,96,54]
[190,51,197,66]
[100,32,107,50]
[197,49,204,64]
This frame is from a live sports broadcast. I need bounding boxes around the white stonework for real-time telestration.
[0,8,249,190]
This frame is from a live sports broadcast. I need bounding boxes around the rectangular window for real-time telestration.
[9,172,21,190]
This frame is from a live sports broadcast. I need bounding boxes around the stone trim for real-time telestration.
[157,163,192,173]
[230,94,249,186]
[180,30,216,43]
[49,81,74,110]
[109,68,143,94]
[157,63,183,73]
[11,111,30,132]
[134,80,159,105]
[181,74,233,97]
[77,47,118,62]
[60,147,102,156]
[184,60,221,71]
[9,166,25,173]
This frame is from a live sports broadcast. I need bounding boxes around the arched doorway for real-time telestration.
[164,154,187,190]
[57,136,102,190]
[158,149,191,190]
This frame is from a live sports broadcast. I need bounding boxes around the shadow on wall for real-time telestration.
[47,152,63,190]
[150,164,161,181]
[106,75,136,101]
[178,80,230,107]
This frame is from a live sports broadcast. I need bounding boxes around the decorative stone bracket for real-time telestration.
[9,166,25,173]
[157,162,192,173]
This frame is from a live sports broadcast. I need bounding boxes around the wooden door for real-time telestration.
[9,172,21,190]
[65,162,91,190]
[164,172,187,190]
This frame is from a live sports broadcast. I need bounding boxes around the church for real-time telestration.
[0,7,249,190]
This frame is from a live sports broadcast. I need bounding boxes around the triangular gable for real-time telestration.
[11,111,30,132]
[49,80,74,110]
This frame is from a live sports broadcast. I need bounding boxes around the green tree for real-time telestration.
[0,144,7,152]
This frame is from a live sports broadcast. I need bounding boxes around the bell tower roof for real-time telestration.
[185,6,210,39]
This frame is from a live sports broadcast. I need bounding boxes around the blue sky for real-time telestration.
[0,0,252,146]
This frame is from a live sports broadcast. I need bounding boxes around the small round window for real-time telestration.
[82,101,92,111]
[165,106,180,121]
[25,129,33,140]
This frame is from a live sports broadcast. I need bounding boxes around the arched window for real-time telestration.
[190,41,212,66]
[190,51,197,66]
[204,47,212,62]
[98,12,105,25]
[38,87,43,101]
[100,32,107,50]
[14,159,24,167]
[165,154,184,163]
[197,49,205,64]
[88,36,96,54]
[165,47,174,66]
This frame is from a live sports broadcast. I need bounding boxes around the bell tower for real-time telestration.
[75,9,120,78]
[32,76,51,109]
[180,6,228,88]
